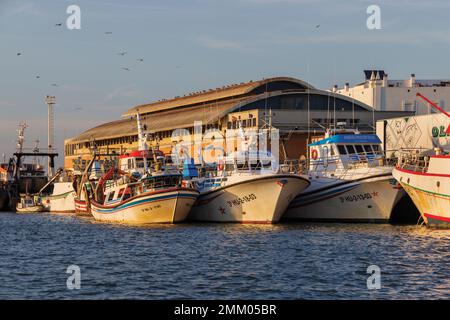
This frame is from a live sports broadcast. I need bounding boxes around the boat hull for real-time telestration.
[41,183,76,213]
[16,205,45,213]
[74,198,91,215]
[393,167,450,228]
[0,188,9,211]
[90,188,199,224]
[188,175,310,223]
[284,175,404,222]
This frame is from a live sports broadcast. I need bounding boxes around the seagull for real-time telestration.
[75,107,83,111]
[121,67,131,71]
[16,52,21,56]
[117,52,127,56]
[315,24,320,29]
[137,58,144,62]
[55,23,63,27]
[51,83,59,87]
[36,76,40,79]
[105,31,113,35]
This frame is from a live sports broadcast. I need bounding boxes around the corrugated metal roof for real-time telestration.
[67,98,241,143]
[122,77,314,116]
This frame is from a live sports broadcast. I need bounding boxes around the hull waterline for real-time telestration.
[284,175,404,222]
[188,175,310,224]
[91,188,199,224]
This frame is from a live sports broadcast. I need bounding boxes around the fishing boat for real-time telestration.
[185,150,310,224]
[90,165,199,224]
[284,128,404,222]
[392,93,450,228]
[89,111,199,224]
[25,168,76,213]
[16,194,45,213]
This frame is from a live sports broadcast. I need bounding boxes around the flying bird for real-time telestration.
[17,53,21,56]
[137,58,144,62]
[51,83,59,87]
[55,23,63,27]
[121,67,131,71]
[117,52,127,56]
[315,24,320,28]
[36,76,40,79]
[105,31,113,35]
[75,107,83,111]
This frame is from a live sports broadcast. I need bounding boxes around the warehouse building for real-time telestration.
[64,76,412,170]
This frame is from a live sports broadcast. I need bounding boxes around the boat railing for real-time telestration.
[396,149,431,173]
[283,151,389,176]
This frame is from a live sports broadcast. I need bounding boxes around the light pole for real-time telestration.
[45,95,55,177]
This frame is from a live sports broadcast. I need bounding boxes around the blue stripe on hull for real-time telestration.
[93,193,198,213]
[289,183,358,208]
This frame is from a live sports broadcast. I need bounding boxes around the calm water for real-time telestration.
[0,212,448,300]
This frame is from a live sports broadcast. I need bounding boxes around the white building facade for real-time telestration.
[334,70,450,115]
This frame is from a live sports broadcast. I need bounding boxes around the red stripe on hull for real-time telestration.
[395,166,450,178]
[424,213,450,222]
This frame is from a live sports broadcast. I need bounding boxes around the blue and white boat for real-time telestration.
[284,129,405,222]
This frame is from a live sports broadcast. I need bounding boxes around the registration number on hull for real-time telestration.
[339,192,378,203]
[227,194,257,208]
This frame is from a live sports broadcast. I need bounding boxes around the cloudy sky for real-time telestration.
[2,0,450,165]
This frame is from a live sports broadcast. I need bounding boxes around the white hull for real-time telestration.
[284,174,404,222]
[16,205,45,213]
[393,167,450,228]
[189,175,310,223]
[91,188,199,224]
[41,183,76,213]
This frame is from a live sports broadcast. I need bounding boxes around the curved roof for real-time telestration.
[67,88,373,144]
[123,77,315,116]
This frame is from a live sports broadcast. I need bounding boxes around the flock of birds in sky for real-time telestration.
[14,21,321,111]
[14,23,150,111]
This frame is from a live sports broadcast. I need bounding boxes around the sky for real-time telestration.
[2,0,450,166]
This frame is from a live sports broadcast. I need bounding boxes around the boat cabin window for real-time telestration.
[107,192,115,202]
[355,145,364,154]
[337,145,347,155]
[363,145,373,154]
[346,145,356,154]
[330,146,335,156]
[225,163,235,171]
[122,187,132,200]
[372,145,380,153]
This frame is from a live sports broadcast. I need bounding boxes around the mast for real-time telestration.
[135,109,149,173]
[16,122,27,153]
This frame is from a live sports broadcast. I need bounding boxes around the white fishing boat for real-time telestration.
[16,194,45,213]
[392,93,450,228]
[89,111,199,224]
[32,168,76,213]
[41,182,76,213]
[185,150,310,224]
[284,128,404,222]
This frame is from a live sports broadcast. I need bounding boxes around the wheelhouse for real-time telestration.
[308,133,384,171]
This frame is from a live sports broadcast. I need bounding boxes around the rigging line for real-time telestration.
[307,62,311,142]
[372,81,376,131]
[352,94,355,128]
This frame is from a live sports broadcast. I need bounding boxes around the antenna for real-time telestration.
[16,122,27,153]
